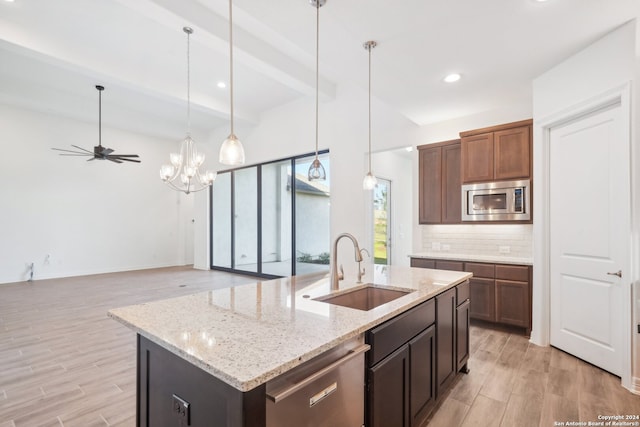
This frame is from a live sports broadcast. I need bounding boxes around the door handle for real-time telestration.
[607,270,622,278]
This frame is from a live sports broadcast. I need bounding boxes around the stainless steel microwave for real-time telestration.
[461,179,530,222]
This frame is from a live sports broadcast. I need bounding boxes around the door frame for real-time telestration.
[372,177,392,265]
[532,82,634,390]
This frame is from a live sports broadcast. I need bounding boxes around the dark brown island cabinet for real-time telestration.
[410,258,532,335]
[365,281,470,427]
[135,280,471,427]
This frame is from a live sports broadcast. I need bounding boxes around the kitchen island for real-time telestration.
[109,264,471,426]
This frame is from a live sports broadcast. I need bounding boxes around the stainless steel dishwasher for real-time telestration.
[265,337,369,427]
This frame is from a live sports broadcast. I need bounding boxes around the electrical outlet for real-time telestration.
[431,242,441,251]
[498,245,511,254]
[172,394,190,426]
[442,244,450,251]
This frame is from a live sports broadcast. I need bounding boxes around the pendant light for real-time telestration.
[219,0,245,165]
[307,0,326,181]
[159,27,216,194]
[363,40,377,190]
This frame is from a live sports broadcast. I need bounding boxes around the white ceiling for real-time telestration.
[0,0,638,141]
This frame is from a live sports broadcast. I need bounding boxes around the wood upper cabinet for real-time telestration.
[442,143,462,223]
[460,133,494,183]
[418,145,442,223]
[494,126,531,180]
[460,119,532,184]
[418,139,461,224]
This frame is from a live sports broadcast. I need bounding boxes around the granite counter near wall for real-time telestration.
[419,223,533,263]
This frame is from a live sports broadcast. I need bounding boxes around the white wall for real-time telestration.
[0,104,195,284]
[532,21,639,388]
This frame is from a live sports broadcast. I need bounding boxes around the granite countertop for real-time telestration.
[108,265,471,392]
[410,252,533,266]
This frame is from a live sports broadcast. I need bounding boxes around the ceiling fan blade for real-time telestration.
[111,154,140,158]
[51,147,89,154]
[101,148,114,156]
[106,157,123,164]
[71,145,94,154]
[110,156,141,163]
[87,157,96,161]
[57,153,93,156]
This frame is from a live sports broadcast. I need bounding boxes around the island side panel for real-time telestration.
[137,335,266,427]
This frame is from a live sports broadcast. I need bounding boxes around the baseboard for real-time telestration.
[629,376,640,395]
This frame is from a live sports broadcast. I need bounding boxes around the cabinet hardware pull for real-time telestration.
[266,344,370,403]
[606,270,622,278]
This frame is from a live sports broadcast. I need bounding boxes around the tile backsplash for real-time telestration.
[420,224,533,258]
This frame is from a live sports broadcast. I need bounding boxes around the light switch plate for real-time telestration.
[499,245,511,254]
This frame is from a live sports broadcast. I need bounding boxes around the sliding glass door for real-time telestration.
[210,151,329,278]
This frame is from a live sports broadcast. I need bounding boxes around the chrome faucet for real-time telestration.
[331,233,364,291]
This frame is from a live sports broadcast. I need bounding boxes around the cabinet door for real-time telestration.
[469,277,496,322]
[495,279,529,328]
[461,132,494,183]
[456,299,470,372]
[494,125,530,180]
[409,325,436,427]
[418,147,442,224]
[436,288,456,395]
[442,143,461,223]
[367,345,410,427]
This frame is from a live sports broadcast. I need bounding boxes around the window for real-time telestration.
[210,151,330,278]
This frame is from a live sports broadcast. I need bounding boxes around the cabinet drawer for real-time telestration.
[434,260,464,271]
[464,262,495,278]
[411,258,435,269]
[366,299,436,367]
[495,265,529,282]
[456,281,469,305]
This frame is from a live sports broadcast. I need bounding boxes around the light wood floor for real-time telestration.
[1,267,638,426]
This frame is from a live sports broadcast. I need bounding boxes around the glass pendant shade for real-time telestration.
[363,171,377,190]
[219,133,245,165]
[308,158,326,181]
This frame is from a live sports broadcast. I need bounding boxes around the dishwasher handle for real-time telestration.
[266,344,370,403]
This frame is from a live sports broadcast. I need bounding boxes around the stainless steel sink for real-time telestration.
[313,285,413,311]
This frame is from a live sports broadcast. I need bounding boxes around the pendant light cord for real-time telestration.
[368,44,372,173]
[314,1,320,160]
[186,28,191,137]
[229,0,235,136]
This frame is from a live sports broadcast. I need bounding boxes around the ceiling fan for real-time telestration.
[52,85,141,164]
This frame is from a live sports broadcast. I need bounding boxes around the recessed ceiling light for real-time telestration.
[443,73,461,83]
[405,146,413,152]
[4,0,16,3]
[217,81,227,89]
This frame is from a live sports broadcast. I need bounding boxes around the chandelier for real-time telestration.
[160,27,216,194]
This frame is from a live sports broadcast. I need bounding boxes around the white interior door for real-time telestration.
[549,100,630,376]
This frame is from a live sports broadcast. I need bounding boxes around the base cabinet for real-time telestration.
[436,288,456,395]
[366,282,468,427]
[409,326,436,426]
[411,258,532,334]
[367,345,410,427]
